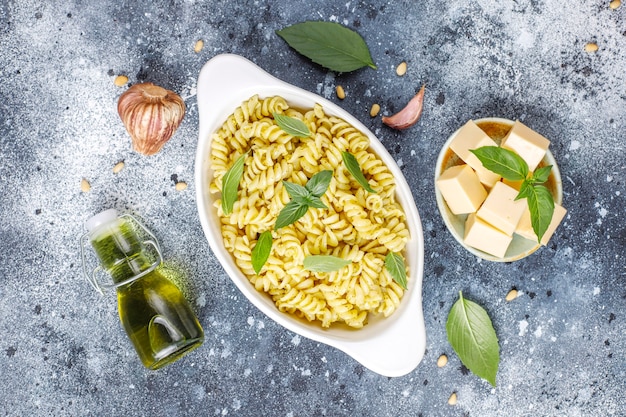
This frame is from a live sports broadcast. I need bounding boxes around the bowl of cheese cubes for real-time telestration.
[435,118,566,262]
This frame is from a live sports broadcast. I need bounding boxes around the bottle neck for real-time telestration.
[89,218,154,284]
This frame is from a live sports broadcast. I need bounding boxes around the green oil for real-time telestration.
[89,216,204,370]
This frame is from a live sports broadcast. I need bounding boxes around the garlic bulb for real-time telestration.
[117,82,186,155]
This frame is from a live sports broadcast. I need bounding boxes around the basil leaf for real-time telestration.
[276,21,377,72]
[306,170,333,197]
[273,113,311,138]
[532,165,552,184]
[470,147,529,181]
[303,255,351,272]
[275,201,309,229]
[446,291,499,387]
[251,231,273,275]
[221,152,247,215]
[342,152,376,193]
[524,184,555,243]
[283,181,310,200]
[306,196,328,209]
[385,252,407,290]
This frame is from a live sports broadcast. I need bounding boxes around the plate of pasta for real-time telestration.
[195,53,425,377]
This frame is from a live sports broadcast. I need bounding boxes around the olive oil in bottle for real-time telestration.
[82,209,203,369]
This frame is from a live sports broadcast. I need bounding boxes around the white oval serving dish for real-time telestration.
[194,54,425,377]
[434,117,563,262]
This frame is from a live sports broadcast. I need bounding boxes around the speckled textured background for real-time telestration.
[1,1,624,416]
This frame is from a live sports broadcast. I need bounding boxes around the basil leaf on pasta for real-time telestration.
[283,181,310,201]
[303,255,351,272]
[273,113,311,138]
[306,170,333,197]
[251,231,273,275]
[385,252,407,290]
[306,196,328,209]
[342,151,376,193]
[275,201,309,229]
[221,152,247,215]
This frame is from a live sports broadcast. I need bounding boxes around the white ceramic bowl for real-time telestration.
[434,118,563,262]
[194,54,426,377]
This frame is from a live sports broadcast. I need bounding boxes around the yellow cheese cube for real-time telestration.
[477,181,527,236]
[516,203,567,245]
[436,164,487,215]
[449,120,501,188]
[501,120,550,171]
[464,213,513,258]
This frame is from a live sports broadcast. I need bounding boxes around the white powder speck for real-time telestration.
[402,389,411,397]
[519,319,529,336]
[243,368,252,377]
[534,326,543,338]
[257,320,265,330]
[411,149,416,156]
[286,413,294,417]
[397,158,404,167]
[266,364,273,373]
[129,384,135,389]
[232,399,241,411]
[598,207,608,218]
[321,356,327,363]
[221,408,228,416]
[569,140,581,151]
[516,29,535,49]
[291,335,301,346]
[551,336,557,342]
[196,293,206,308]
[301,369,311,376]
[247,316,254,326]
[593,287,601,296]
[607,175,613,182]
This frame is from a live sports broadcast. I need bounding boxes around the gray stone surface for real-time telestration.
[1,0,624,416]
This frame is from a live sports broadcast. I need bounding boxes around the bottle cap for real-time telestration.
[85,208,119,233]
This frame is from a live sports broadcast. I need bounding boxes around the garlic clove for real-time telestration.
[117,82,186,155]
[382,85,425,130]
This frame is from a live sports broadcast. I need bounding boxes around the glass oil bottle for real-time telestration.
[80,209,204,369]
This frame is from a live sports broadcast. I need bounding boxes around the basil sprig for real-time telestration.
[221,152,247,215]
[276,21,376,73]
[342,151,376,193]
[251,230,273,275]
[446,291,500,387]
[273,113,311,138]
[275,170,333,229]
[384,252,407,290]
[470,147,554,242]
[303,255,351,272]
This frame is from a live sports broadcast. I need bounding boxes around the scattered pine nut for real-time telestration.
[610,0,621,9]
[114,75,128,87]
[113,161,125,174]
[175,181,188,191]
[370,103,380,117]
[584,42,598,53]
[194,39,204,53]
[505,288,518,301]
[437,354,448,367]
[80,178,91,192]
[336,85,345,100]
[396,61,407,76]
[448,392,457,406]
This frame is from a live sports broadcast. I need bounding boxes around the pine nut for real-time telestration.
[610,0,621,9]
[437,354,448,367]
[584,42,598,52]
[448,392,457,406]
[506,289,518,301]
[336,85,345,100]
[175,181,188,191]
[113,161,125,174]
[114,75,128,87]
[194,39,204,53]
[396,61,407,76]
[370,103,380,117]
[80,178,91,192]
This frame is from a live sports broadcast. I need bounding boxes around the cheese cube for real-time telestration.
[437,164,487,215]
[464,213,513,258]
[477,181,527,236]
[501,120,550,171]
[449,120,501,188]
[516,203,567,245]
